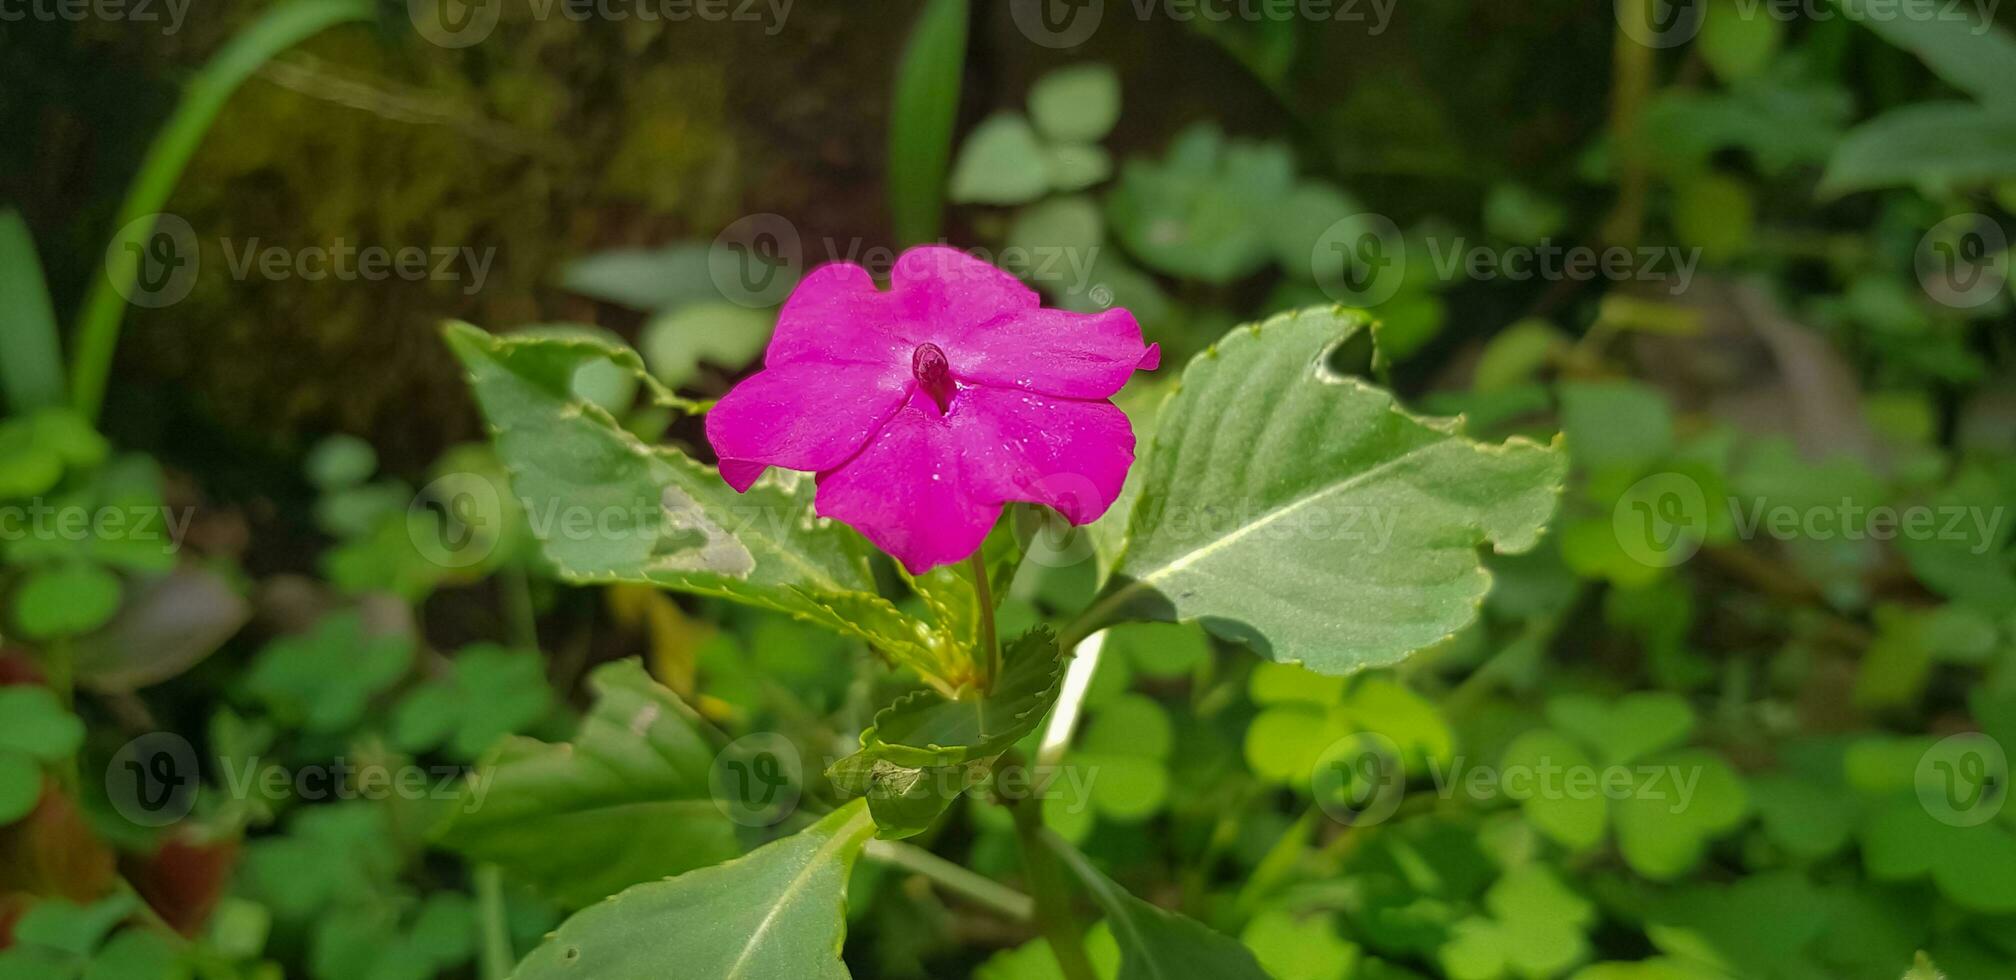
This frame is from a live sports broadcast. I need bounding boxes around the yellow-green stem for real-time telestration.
[969,551,1000,692]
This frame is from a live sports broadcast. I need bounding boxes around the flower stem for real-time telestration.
[475,864,514,980]
[864,839,1034,921]
[969,551,1000,692]
[1002,752,1097,980]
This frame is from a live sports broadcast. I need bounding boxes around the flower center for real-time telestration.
[911,343,954,414]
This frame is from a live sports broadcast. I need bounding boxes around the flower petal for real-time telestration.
[951,307,1157,399]
[890,246,1039,337]
[766,262,911,369]
[955,386,1135,524]
[705,361,909,491]
[814,391,1002,574]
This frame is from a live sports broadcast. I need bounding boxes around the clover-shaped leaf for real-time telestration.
[392,643,555,760]
[1860,797,2016,913]
[1747,774,1852,861]
[1029,64,1120,144]
[1499,729,1606,851]
[241,611,413,734]
[950,114,1052,205]
[0,686,79,823]
[13,562,121,641]
[1544,692,1694,766]
[1614,749,1748,880]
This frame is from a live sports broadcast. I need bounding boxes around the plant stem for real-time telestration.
[1002,752,1097,980]
[863,839,1034,921]
[1600,0,1656,248]
[501,565,539,651]
[969,551,1000,691]
[475,864,513,980]
[69,0,374,421]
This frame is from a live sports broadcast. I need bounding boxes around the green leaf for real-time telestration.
[1107,124,1295,283]
[242,803,399,921]
[6,454,177,573]
[950,114,1053,205]
[1045,143,1114,192]
[639,303,774,389]
[0,421,62,499]
[434,659,739,909]
[829,627,1063,837]
[12,893,138,957]
[1820,103,2016,196]
[1644,872,1829,978]
[1557,381,1675,472]
[1861,797,2016,912]
[1831,0,2016,104]
[1271,182,1366,279]
[511,799,875,979]
[1698,0,1782,83]
[241,611,412,734]
[0,752,42,824]
[0,209,66,413]
[1748,775,1852,861]
[1087,308,1565,674]
[1500,729,1607,851]
[1614,749,1748,880]
[1029,64,1121,143]
[445,323,940,671]
[13,563,122,640]
[304,434,377,490]
[391,643,555,760]
[560,243,719,312]
[1544,692,1694,766]
[889,0,968,243]
[1046,831,1272,980]
[81,927,179,980]
[1241,910,1358,980]
[0,686,84,761]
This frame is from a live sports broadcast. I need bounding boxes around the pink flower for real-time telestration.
[705,246,1160,574]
